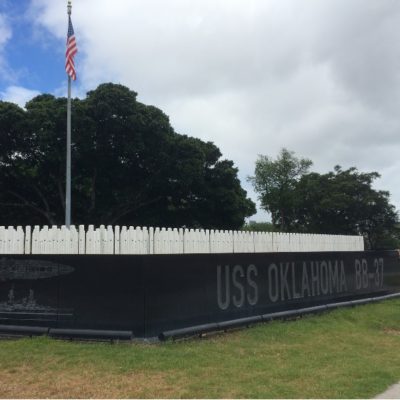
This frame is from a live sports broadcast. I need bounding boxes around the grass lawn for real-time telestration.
[1,299,400,398]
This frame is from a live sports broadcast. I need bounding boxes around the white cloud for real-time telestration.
[0,86,40,108]
[29,0,400,219]
[0,13,12,80]
[0,14,11,46]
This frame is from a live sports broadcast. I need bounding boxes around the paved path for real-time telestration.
[375,382,400,399]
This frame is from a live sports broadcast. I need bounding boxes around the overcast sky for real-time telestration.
[1,0,400,222]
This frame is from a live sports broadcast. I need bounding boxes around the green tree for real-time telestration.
[249,148,399,249]
[248,148,312,231]
[242,221,276,232]
[294,166,399,249]
[0,83,255,228]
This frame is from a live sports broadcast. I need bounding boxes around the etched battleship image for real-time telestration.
[0,258,74,282]
[0,286,57,313]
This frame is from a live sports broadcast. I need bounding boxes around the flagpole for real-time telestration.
[66,0,72,228]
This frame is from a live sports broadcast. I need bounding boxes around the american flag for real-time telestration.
[65,15,78,80]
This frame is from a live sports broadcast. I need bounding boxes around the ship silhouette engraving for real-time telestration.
[0,287,56,313]
[0,258,74,282]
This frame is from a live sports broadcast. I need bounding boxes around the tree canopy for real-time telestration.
[250,150,399,249]
[0,83,256,228]
[293,166,399,249]
[248,148,312,231]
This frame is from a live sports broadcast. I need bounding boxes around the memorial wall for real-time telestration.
[0,251,399,339]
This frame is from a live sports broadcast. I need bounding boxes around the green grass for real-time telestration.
[1,299,400,398]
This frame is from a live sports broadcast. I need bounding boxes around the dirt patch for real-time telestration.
[383,328,400,336]
[0,366,181,398]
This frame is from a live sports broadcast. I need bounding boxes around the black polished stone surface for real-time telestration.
[0,251,398,338]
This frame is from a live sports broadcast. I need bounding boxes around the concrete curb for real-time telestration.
[375,382,400,399]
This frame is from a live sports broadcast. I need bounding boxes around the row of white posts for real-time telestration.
[0,225,364,255]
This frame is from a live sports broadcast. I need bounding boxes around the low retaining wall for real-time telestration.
[0,251,399,339]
